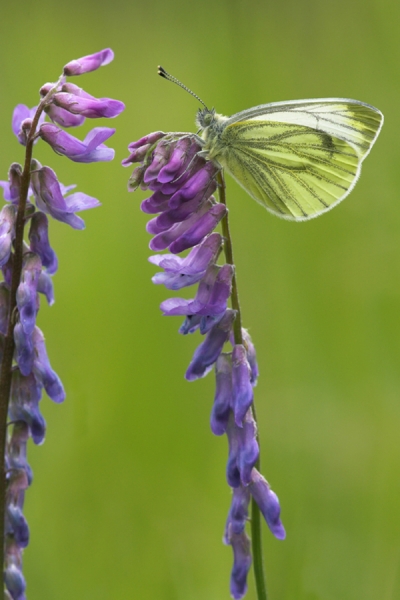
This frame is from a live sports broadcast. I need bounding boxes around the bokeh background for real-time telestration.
[0,1,399,599]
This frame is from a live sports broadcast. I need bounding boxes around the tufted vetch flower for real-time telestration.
[0,47,123,599]
[124,130,285,599]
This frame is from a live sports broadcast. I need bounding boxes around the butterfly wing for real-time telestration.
[210,100,383,221]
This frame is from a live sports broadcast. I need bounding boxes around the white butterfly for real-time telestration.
[159,67,383,221]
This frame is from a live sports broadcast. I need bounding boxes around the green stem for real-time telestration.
[217,172,268,600]
[0,100,47,591]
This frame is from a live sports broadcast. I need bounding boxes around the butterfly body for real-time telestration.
[196,99,383,221]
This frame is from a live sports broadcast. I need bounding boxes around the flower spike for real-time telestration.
[0,46,123,598]
[124,128,285,598]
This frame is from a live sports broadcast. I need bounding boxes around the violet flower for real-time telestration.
[0,205,17,267]
[38,123,116,163]
[0,47,123,599]
[0,164,23,205]
[53,86,125,119]
[124,131,284,598]
[63,48,114,76]
[149,232,222,290]
[40,84,85,128]
[12,105,45,146]
[30,160,100,229]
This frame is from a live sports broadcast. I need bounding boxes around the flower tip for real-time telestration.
[63,48,114,76]
[273,523,286,540]
[185,369,197,382]
[185,363,213,381]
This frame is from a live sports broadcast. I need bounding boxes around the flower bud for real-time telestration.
[228,530,252,600]
[211,353,232,435]
[0,205,17,267]
[32,327,65,403]
[0,163,22,204]
[232,345,253,426]
[185,309,236,381]
[150,232,222,291]
[14,323,34,376]
[28,212,58,274]
[249,469,286,540]
[39,123,115,163]
[6,504,30,548]
[53,91,125,119]
[16,253,42,335]
[63,48,114,76]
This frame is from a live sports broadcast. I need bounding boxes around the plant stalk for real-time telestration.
[0,102,45,590]
[217,171,268,600]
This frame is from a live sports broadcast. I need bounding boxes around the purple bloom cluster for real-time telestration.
[124,133,285,599]
[0,48,123,599]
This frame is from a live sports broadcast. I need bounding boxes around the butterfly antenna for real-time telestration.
[158,66,208,109]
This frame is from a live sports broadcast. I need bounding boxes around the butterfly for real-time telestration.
[159,67,383,222]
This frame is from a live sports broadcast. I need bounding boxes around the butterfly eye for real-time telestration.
[196,108,214,130]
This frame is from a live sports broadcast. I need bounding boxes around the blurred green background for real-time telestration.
[0,0,399,598]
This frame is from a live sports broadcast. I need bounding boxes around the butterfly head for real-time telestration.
[196,107,216,130]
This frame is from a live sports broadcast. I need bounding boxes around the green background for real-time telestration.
[0,1,399,598]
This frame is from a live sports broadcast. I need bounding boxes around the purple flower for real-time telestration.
[157,137,199,184]
[0,163,22,204]
[2,252,13,288]
[53,87,125,119]
[4,562,26,600]
[14,322,34,377]
[178,314,202,334]
[10,370,45,445]
[226,407,259,487]
[3,50,123,598]
[249,470,286,540]
[150,200,226,254]
[167,162,218,209]
[224,485,250,540]
[160,264,233,318]
[30,161,100,229]
[141,191,171,214]
[228,531,252,600]
[45,103,86,127]
[236,412,259,486]
[39,123,115,163]
[5,468,29,503]
[28,212,58,274]
[211,353,233,436]
[16,253,42,335]
[6,504,30,548]
[63,48,114,76]
[185,309,236,381]
[122,132,166,167]
[31,327,65,403]
[149,232,222,290]
[232,345,254,427]
[6,421,32,488]
[40,82,86,127]
[37,272,54,305]
[126,128,286,598]
[12,104,45,146]
[226,416,241,488]
[168,203,226,254]
[127,165,147,192]
[0,204,17,267]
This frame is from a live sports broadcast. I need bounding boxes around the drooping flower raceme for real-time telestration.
[123,133,285,599]
[0,48,124,599]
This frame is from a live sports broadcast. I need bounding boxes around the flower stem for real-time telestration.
[0,103,44,591]
[217,172,242,346]
[217,172,268,600]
